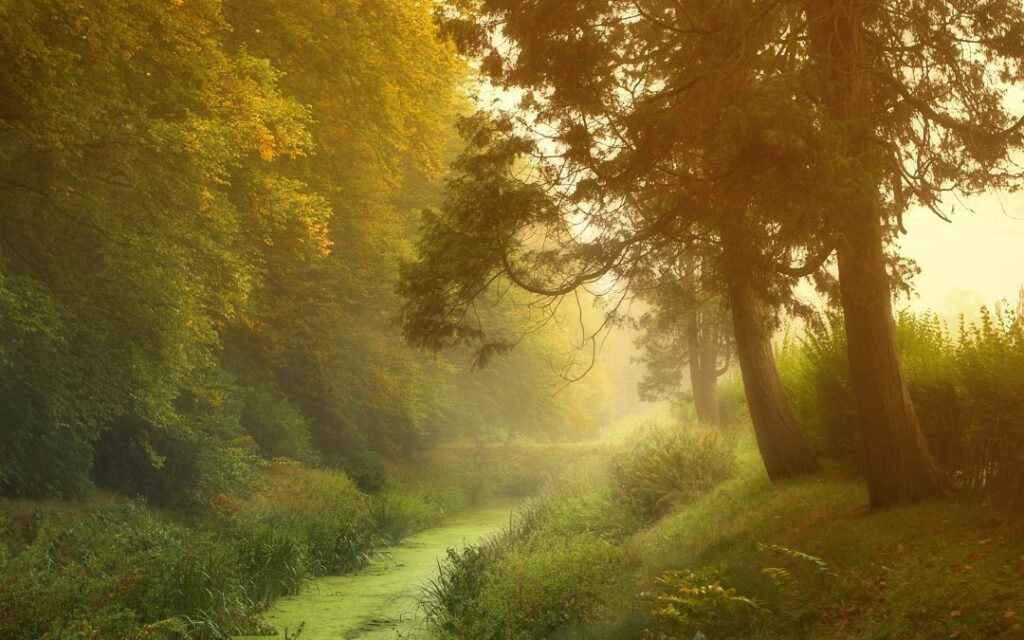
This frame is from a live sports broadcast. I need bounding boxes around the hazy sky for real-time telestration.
[899,190,1024,320]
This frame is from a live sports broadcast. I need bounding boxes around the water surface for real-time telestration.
[243,503,515,639]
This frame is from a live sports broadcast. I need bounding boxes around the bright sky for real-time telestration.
[898,190,1024,322]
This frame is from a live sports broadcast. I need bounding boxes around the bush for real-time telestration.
[473,536,621,639]
[373,482,469,543]
[609,425,736,523]
[955,306,1024,504]
[780,306,1024,505]
[0,463,383,639]
[423,477,614,634]
[233,462,377,577]
[0,501,260,640]
[779,311,961,460]
[423,541,506,637]
[92,415,259,511]
[0,404,97,500]
[777,314,857,456]
[424,494,622,640]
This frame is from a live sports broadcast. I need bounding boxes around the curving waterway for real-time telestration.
[240,502,516,640]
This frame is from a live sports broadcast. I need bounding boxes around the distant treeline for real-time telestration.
[0,0,611,505]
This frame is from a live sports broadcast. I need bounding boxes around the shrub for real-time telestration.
[373,482,469,543]
[422,489,580,638]
[423,541,505,637]
[473,535,622,639]
[777,314,857,456]
[0,405,97,500]
[609,426,736,523]
[424,524,621,640]
[0,464,382,639]
[240,385,319,465]
[955,306,1024,504]
[242,462,369,520]
[0,501,261,640]
[233,462,377,578]
[780,307,1024,505]
[93,415,260,511]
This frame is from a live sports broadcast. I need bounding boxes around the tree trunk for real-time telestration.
[721,231,819,479]
[687,323,720,426]
[835,211,942,505]
[806,0,943,506]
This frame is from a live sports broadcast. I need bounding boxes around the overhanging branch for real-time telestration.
[774,242,836,277]
[499,218,668,297]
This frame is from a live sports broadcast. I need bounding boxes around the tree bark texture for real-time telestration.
[721,223,819,480]
[807,0,942,506]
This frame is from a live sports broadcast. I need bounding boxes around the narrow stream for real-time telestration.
[242,502,516,640]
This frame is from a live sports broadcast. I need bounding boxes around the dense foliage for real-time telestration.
[0,0,614,504]
[609,425,736,522]
[780,303,1024,505]
[0,443,589,639]
[0,466,377,640]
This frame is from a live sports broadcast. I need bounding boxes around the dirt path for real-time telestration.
[243,502,515,639]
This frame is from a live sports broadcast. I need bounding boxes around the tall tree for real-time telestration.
[406,1,825,478]
[0,0,326,496]
[635,257,732,426]
[801,0,1024,505]
[221,0,467,479]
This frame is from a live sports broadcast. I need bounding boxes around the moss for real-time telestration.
[242,503,516,640]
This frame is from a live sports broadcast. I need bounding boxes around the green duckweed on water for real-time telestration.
[238,502,516,640]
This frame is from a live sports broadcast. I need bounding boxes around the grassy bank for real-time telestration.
[426,427,1024,640]
[0,443,599,640]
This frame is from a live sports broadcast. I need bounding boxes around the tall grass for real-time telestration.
[779,306,1024,505]
[0,440,619,639]
[609,424,737,522]
[955,306,1024,504]
[0,459,467,639]
[422,425,737,639]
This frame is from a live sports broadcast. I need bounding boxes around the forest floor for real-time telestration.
[559,442,1024,639]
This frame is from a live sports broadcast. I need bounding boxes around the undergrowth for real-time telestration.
[0,442,602,639]
[568,438,1024,640]
[420,424,1024,640]
[423,422,736,639]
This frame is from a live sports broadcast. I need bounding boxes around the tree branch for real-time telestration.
[499,218,667,297]
[774,242,835,277]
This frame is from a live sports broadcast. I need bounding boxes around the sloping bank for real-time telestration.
[424,426,1024,640]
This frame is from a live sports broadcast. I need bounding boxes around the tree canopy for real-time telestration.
[0,0,617,500]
